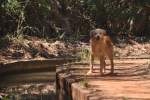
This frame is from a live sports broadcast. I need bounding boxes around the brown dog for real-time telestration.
[87,28,114,75]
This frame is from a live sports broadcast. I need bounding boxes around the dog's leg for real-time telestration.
[110,57,114,74]
[90,54,94,72]
[100,56,105,76]
[108,51,114,74]
[87,54,94,75]
[103,59,106,73]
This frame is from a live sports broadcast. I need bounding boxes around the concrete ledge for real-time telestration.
[0,58,78,75]
[0,72,56,87]
[72,83,90,100]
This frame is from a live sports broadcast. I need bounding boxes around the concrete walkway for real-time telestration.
[57,59,150,100]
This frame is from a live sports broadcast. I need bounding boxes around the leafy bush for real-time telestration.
[3,0,22,15]
[0,0,149,40]
[79,48,90,61]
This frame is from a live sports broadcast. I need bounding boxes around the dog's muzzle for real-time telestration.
[96,35,100,40]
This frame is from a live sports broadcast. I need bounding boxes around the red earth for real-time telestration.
[72,59,150,100]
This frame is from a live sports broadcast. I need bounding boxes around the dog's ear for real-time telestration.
[90,30,96,38]
[90,30,93,38]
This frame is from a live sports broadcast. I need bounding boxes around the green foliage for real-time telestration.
[0,0,149,39]
[0,0,52,37]
[0,34,25,47]
[122,96,129,100]
[2,96,9,100]
[38,0,51,13]
[79,48,90,61]
[79,77,89,88]
[2,0,22,15]
[11,34,25,45]
[0,36,10,49]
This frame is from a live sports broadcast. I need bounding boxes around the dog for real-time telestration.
[87,28,114,76]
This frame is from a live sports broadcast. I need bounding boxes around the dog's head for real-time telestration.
[90,28,107,41]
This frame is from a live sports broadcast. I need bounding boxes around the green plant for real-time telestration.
[4,34,25,45]
[122,96,129,100]
[1,0,30,35]
[0,34,12,49]
[2,96,9,100]
[79,48,90,62]
[4,0,22,15]
[79,77,89,88]
[146,60,150,73]
[2,34,24,48]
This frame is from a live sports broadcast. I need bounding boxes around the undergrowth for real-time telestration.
[0,33,26,49]
[79,77,89,88]
[78,47,90,62]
